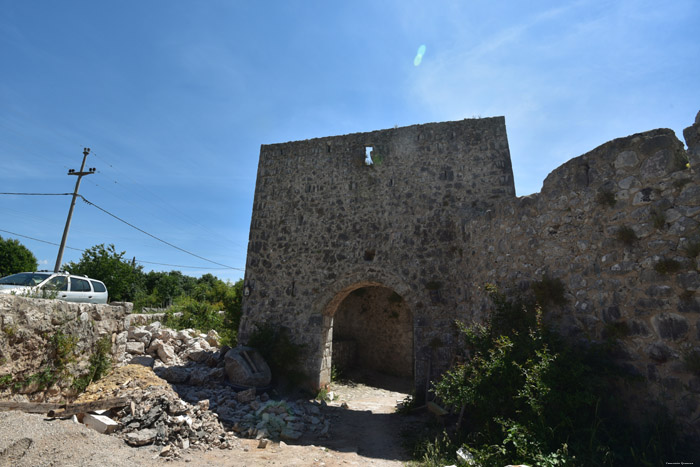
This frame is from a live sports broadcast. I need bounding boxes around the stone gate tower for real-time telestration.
[239,117,516,392]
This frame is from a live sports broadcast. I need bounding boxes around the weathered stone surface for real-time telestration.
[0,296,129,401]
[156,342,178,365]
[224,346,271,387]
[154,366,190,384]
[125,341,145,354]
[125,428,158,446]
[646,342,674,362]
[129,355,155,367]
[652,313,689,340]
[239,111,700,442]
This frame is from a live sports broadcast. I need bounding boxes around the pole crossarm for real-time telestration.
[54,148,95,272]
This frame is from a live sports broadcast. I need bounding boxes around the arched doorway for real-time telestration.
[322,283,413,390]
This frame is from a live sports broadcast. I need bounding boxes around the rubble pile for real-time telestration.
[75,365,238,457]
[95,320,330,451]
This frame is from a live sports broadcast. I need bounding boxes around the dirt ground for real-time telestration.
[0,371,426,467]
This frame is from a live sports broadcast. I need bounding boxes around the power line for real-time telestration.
[77,195,240,270]
[0,229,83,251]
[0,192,74,196]
[134,260,233,270]
[0,228,243,271]
[0,192,242,270]
[90,149,249,255]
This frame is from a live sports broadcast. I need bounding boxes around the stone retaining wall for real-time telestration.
[0,295,130,400]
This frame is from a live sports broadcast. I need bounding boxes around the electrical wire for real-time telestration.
[0,192,243,271]
[0,229,83,251]
[134,260,233,270]
[77,195,241,270]
[0,192,74,196]
[0,228,243,271]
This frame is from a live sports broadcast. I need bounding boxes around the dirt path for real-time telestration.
[0,373,425,466]
[185,374,423,466]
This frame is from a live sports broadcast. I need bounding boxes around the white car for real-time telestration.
[0,271,109,304]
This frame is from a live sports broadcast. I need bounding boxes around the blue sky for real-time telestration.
[1,0,698,283]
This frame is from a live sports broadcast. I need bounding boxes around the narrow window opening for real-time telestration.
[364,249,376,261]
[365,147,374,166]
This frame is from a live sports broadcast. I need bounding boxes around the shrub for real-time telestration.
[73,336,112,392]
[651,208,666,230]
[165,297,223,334]
[615,226,637,246]
[595,189,616,208]
[684,238,700,259]
[654,258,682,275]
[247,324,305,386]
[415,285,689,466]
[531,275,567,307]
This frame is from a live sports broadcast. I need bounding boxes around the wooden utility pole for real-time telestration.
[54,148,96,272]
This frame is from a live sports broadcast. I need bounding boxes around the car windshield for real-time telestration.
[0,272,52,286]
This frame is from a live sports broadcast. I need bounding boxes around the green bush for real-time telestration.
[595,189,616,208]
[73,336,112,392]
[164,297,223,333]
[615,226,637,246]
[654,258,682,275]
[247,323,305,386]
[651,208,666,230]
[414,285,688,466]
[684,238,700,259]
[531,275,567,308]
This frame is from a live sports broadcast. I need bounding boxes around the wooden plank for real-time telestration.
[48,397,129,417]
[0,401,62,413]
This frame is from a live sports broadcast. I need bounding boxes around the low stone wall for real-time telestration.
[0,295,131,400]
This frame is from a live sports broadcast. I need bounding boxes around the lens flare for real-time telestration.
[414,44,426,66]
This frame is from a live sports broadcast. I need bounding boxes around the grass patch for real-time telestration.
[0,374,12,389]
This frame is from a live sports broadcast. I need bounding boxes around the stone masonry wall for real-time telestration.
[0,295,130,400]
[241,111,700,437]
[240,117,515,393]
[466,118,700,437]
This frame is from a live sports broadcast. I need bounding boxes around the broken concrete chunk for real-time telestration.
[83,413,118,434]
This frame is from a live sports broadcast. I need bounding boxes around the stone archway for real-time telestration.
[332,285,413,378]
[317,275,414,389]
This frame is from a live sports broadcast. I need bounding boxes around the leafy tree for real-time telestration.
[0,236,38,276]
[65,244,143,301]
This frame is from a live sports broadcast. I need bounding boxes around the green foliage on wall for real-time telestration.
[409,285,689,466]
[615,225,637,246]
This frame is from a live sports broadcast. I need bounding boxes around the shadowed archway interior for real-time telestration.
[330,285,413,381]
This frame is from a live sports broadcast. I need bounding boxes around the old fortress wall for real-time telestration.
[241,112,700,436]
